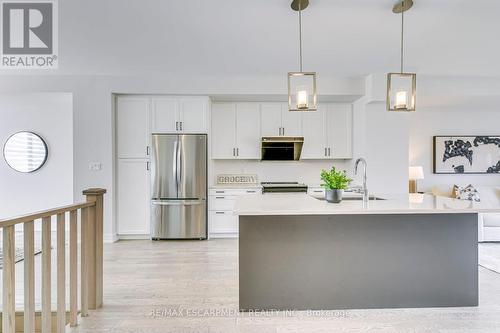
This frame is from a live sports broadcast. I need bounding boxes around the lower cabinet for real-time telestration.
[307,187,325,196]
[209,211,238,235]
[208,188,261,238]
[117,159,150,236]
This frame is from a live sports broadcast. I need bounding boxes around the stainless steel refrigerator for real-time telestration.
[150,134,207,240]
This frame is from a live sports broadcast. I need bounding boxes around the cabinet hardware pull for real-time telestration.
[146,162,150,171]
[215,212,225,215]
[328,147,331,156]
[215,191,225,194]
[180,122,183,131]
[313,190,323,193]
[233,148,236,157]
[236,148,239,156]
[215,196,225,199]
[175,121,179,131]
[146,146,150,155]
[246,190,256,193]
[279,127,282,136]
[282,127,285,136]
[324,148,327,156]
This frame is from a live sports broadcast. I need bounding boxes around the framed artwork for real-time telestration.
[433,136,500,174]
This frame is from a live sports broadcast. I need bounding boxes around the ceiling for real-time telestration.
[57,0,500,78]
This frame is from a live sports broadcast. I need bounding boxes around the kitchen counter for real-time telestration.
[234,192,500,215]
[237,192,492,311]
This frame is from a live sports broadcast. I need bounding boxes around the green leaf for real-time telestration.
[320,166,353,190]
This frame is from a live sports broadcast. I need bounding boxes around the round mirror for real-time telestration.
[3,131,48,173]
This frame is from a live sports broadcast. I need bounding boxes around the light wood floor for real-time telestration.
[67,239,500,333]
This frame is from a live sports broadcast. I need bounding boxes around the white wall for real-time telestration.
[410,107,500,192]
[0,93,73,218]
[364,103,410,194]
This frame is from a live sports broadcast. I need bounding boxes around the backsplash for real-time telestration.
[211,160,355,186]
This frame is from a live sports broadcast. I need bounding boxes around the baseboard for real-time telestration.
[209,233,238,239]
[103,233,119,243]
[117,234,151,240]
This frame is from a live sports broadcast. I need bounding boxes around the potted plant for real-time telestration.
[320,167,353,203]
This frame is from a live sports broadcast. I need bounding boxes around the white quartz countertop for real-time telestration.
[234,193,500,215]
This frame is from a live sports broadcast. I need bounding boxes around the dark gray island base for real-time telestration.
[239,213,478,311]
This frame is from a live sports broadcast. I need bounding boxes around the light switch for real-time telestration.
[89,162,102,171]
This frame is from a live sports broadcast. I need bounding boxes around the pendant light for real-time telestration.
[288,0,317,112]
[387,0,416,112]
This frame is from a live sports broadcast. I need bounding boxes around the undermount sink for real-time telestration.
[313,195,386,201]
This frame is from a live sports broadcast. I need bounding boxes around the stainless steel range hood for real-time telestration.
[261,137,304,161]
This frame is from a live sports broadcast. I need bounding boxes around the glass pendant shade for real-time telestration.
[387,72,416,112]
[288,72,317,111]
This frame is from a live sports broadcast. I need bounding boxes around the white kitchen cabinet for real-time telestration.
[178,98,208,133]
[260,103,302,137]
[235,103,261,159]
[117,159,150,235]
[301,103,352,159]
[301,105,327,159]
[211,103,237,159]
[116,96,151,159]
[308,187,325,196]
[281,103,302,136]
[151,97,178,133]
[208,188,261,238]
[260,103,282,136]
[151,96,208,133]
[211,103,260,159]
[209,211,238,235]
[326,104,352,159]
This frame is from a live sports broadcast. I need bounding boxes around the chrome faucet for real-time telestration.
[354,158,369,203]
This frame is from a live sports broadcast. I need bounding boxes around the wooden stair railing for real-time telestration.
[0,188,106,333]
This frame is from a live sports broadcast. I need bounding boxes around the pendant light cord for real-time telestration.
[298,2,303,72]
[400,4,404,74]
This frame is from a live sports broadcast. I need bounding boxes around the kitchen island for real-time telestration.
[235,193,500,311]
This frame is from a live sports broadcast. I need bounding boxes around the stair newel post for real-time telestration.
[83,188,106,309]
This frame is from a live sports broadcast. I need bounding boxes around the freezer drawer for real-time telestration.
[151,200,207,239]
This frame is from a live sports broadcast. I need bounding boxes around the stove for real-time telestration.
[261,182,308,193]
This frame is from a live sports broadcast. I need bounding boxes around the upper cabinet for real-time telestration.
[211,103,261,160]
[326,104,352,159]
[301,105,326,159]
[212,102,352,160]
[301,103,353,159]
[151,97,177,133]
[211,103,237,159]
[260,103,302,137]
[235,103,261,159]
[116,96,151,159]
[151,96,208,133]
[178,98,209,133]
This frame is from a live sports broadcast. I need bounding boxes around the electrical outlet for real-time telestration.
[89,162,102,171]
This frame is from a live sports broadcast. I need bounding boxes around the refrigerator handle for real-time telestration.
[173,139,178,193]
[176,137,181,194]
[178,137,183,193]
